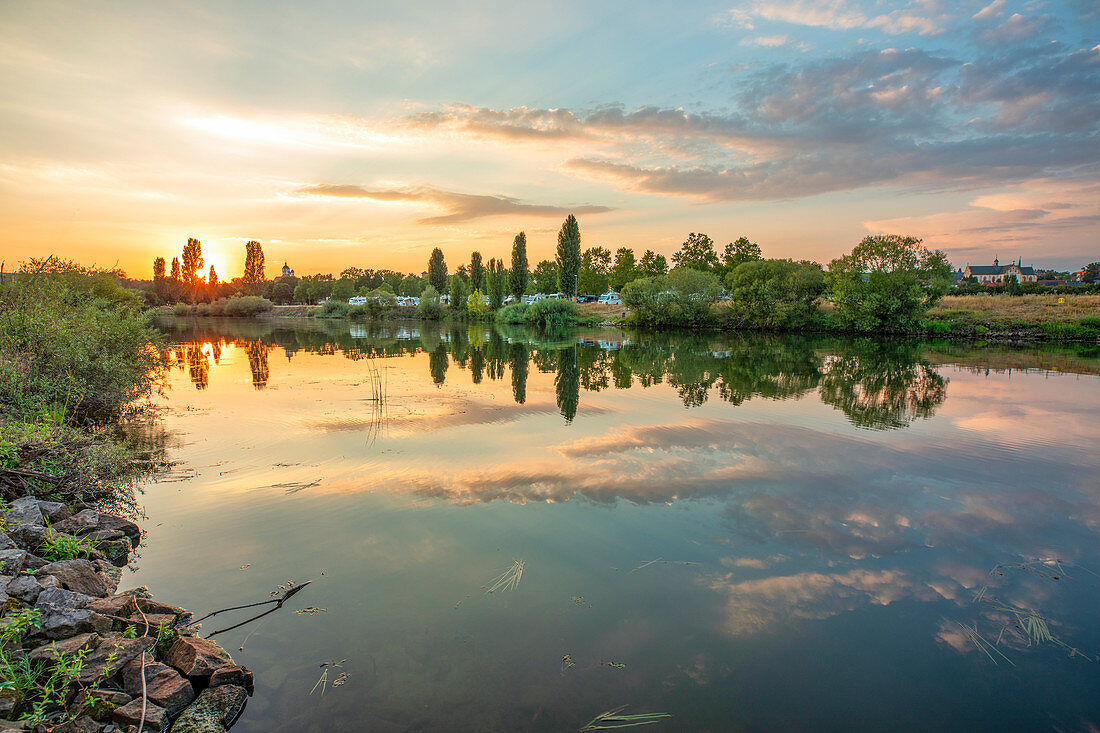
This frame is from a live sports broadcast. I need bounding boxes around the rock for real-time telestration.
[84,529,125,543]
[27,632,100,662]
[0,549,29,575]
[77,636,155,684]
[38,559,108,598]
[36,500,70,523]
[6,575,41,604]
[0,534,14,551]
[0,688,19,717]
[170,685,247,733]
[53,511,141,548]
[134,613,177,636]
[92,560,122,594]
[144,664,195,715]
[78,688,133,721]
[7,497,44,526]
[43,715,101,733]
[112,698,167,731]
[209,665,254,696]
[35,587,97,640]
[96,536,133,567]
[0,719,31,732]
[167,637,233,677]
[21,554,46,570]
[135,598,190,619]
[85,594,135,617]
[51,510,99,536]
[122,659,168,695]
[37,574,62,590]
[5,524,47,553]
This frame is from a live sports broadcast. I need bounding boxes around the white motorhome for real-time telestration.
[598,292,622,305]
[348,296,367,306]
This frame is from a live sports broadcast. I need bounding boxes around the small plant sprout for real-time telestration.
[580,705,672,731]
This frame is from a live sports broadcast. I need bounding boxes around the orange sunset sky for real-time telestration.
[1,1,1097,278]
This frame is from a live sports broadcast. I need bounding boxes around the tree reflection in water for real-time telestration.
[159,320,969,430]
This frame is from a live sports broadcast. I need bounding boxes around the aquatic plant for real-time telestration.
[580,705,672,730]
[484,559,525,593]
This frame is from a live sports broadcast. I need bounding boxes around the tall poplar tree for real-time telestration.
[510,232,528,299]
[428,248,448,294]
[556,214,580,297]
[470,251,484,292]
[181,238,203,295]
[243,240,265,292]
[208,265,218,289]
[170,257,181,281]
[153,257,166,280]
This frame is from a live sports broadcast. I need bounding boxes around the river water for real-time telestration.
[132,318,1100,732]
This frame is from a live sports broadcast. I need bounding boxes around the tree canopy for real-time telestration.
[556,214,581,297]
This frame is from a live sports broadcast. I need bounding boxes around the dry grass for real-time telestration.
[931,294,1100,324]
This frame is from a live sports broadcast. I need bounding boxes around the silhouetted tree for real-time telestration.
[170,257,181,282]
[208,265,218,289]
[181,238,203,300]
[153,257,166,280]
[243,240,265,292]
[555,344,579,422]
[429,343,449,385]
[510,342,528,404]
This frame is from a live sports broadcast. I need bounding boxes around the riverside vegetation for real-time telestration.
[0,259,254,731]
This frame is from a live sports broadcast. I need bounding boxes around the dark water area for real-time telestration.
[133,317,1100,731]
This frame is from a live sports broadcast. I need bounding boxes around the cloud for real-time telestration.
[293,183,613,224]
[718,0,947,36]
[975,12,1056,46]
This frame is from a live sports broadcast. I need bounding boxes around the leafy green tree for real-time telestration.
[272,279,295,304]
[449,273,467,313]
[723,259,825,330]
[622,268,721,327]
[578,246,611,295]
[511,232,528,300]
[638,250,668,278]
[331,278,356,302]
[293,279,310,304]
[428,248,448,294]
[470,252,484,292]
[722,237,762,272]
[417,285,443,319]
[556,214,581,297]
[672,233,718,271]
[829,234,952,332]
[486,259,505,309]
[399,274,423,296]
[609,248,637,291]
[532,260,559,294]
[1082,262,1100,282]
[468,288,490,318]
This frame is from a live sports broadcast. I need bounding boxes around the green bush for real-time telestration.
[222,296,273,317]
[173,302,191,316]
[347,304,368,319]
[829,235,951,332]
[526,298,577,329]
[622,268,721,328]
[317,300,349,318]
[417,286,444,320]
[722,259,825,330]
[0,261,166,420]
[495,302,530,324]
[467,289,490,319]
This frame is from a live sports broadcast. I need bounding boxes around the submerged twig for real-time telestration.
[484,560,525,594]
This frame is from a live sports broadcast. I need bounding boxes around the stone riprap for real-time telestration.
[0,497,253,732]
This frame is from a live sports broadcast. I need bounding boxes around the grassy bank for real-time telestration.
[925,294,1100,340]
[0,259,168,511]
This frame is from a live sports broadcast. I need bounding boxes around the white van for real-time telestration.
[598,292,622,305]
[348,296,367,306]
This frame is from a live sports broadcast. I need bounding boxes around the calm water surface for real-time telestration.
[132,318,1100,732]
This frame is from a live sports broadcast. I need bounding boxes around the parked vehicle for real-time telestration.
[597,292,622,305]
[348,296,367,305]
[575,294,597,303]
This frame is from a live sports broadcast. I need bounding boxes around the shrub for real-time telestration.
[0,261,166,420]
[722,259,825,330]
[467,288,490,319]
[526,298,577,329]
[623,268,721,328]
[40,531,99,561]
[829,234,951,332]
[449,277,468,316]
[417,286,444,320]
[495,302,530,324]
[221,296,273,317]
[317,300,349,318]
[173,302,190,316]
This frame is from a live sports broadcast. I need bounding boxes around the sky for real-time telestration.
[0,0,1097,278]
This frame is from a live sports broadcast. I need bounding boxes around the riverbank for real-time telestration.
[1,496,253,732]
